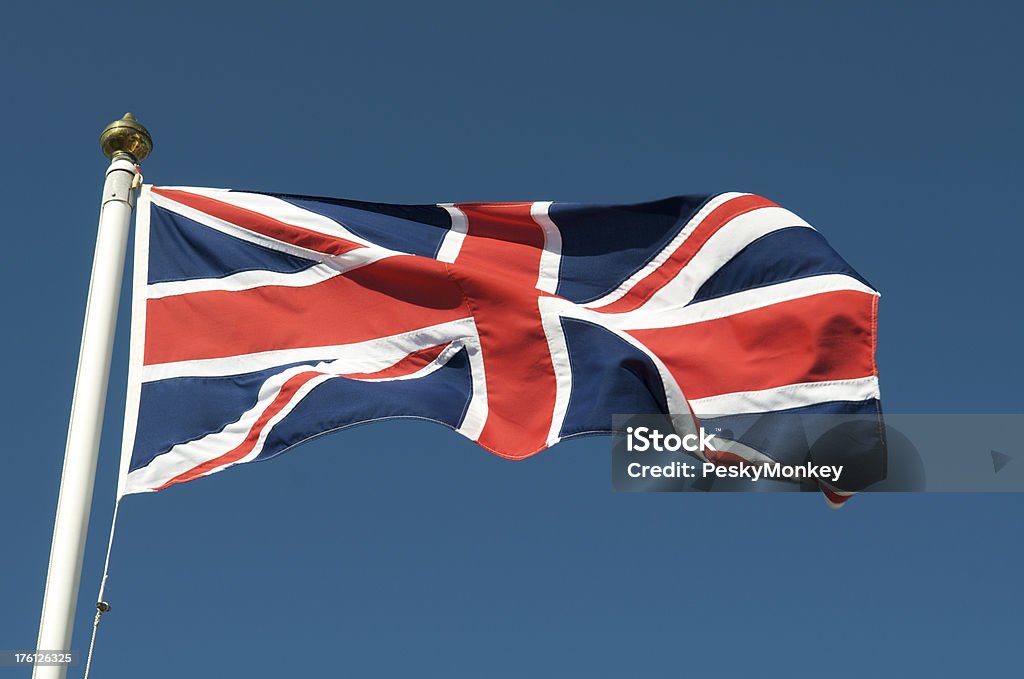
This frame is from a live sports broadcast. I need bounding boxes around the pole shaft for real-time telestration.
[33,157,138,679]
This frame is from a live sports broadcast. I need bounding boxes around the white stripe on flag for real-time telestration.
[687,376,880,415]
[436,204,468,263]
[531,201,561,294]
[539,296,573,446]
[611,274,878,331]
[456,326,489,441]
[146,249,398,299]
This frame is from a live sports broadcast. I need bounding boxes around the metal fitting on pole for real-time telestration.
[100,112,153,163]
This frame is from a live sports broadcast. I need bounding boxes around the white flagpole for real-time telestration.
[33,114,152,679]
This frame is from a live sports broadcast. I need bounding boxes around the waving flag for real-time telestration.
[118,187,881,499]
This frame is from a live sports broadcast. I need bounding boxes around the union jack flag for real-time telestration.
[118,187,881,505]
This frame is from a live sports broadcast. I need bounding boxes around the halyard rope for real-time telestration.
[82,497,120,679]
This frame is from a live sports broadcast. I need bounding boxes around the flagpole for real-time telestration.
[33,114,152,679]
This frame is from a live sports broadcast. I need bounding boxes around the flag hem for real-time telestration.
[116,185,152,498]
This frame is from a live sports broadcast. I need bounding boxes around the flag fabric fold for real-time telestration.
[118,186,881,501]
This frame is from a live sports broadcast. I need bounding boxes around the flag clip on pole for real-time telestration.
[33,113,152,679]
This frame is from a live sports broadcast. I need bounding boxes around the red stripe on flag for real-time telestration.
[449,203,557,459]
[145,257,468,365]
[152,187,366,256]
[815,485,856,507]
[819,485,854,507]
[627,290,877,400]
[595,194,775,314]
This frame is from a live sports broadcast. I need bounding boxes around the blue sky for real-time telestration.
[2,2,1022,677]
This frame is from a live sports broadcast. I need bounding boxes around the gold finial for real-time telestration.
[99,112,153,162]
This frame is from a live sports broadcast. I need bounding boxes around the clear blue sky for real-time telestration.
[2,2,1022,677]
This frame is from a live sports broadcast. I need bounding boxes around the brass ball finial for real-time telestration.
[100,112,153,162]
